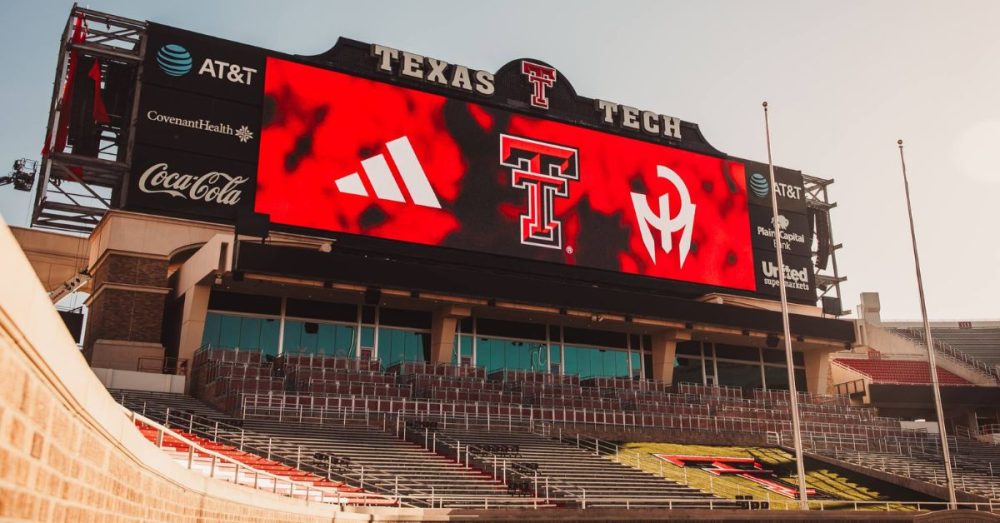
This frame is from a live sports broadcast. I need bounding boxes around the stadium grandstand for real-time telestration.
[1,5,999,521]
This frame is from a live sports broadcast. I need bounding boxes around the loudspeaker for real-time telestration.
[814,208,832,270]
[822,296,843,316]
[236,211,270,239]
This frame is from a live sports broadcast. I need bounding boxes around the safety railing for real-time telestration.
[833,379,866,397]
[137,356,190,375]
[122,394,1000,512]
[892,328,1000,382]
[118,394,556,509]
[238,392,918,444]
[127,408,349,506]
[398,420,568,507]
[118,396,420,507]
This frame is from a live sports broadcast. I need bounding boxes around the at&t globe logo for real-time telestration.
[156,44,193,77]
[748,172,770,198]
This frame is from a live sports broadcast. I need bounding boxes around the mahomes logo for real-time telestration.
[500,134,579,250]
[630,165,696,267]
[156,44,193,76]
[749,172,770,197]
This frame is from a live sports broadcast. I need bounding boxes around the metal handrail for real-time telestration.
[405,422,577,506]
[127,408,347,506]
[118,396,420,507]
[893,328,1000,382]
[238,392,920,444]
[118,394,556,509]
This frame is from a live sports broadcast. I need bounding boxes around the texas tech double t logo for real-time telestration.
[521,61,557,110]
[500,134,579,250]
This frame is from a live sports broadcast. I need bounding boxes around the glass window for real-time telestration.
[259,318,280,356]
[795,368,807,391]
[716,360,763,392]
[333,325,356,357]
[675,341,701,356]
[202,313,222,347]
[562,345,631,379]
[550,345,562,372]
[361,326,375,348]
[378,327,428,367]
[219,315,242,348]
[239,318,262,350]
[764,365,790,390]
[674,356,703,385]
[714,344,760,363]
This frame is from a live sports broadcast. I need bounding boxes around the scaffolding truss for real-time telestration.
[33,6,145,233]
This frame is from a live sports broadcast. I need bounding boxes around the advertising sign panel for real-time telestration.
[748,205,812,257]
[125,23,817,301]
[254,57,756,291]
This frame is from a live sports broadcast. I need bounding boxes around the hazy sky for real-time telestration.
[2,0,998,321]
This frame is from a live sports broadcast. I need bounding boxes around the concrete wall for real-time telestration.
[91,368,186,394]
[9,226,89,293]
[0,214,431,521]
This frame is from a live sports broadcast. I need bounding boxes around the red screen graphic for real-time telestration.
[256,57,755,291]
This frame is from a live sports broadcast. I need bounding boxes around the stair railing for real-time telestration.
[127,407,343,506]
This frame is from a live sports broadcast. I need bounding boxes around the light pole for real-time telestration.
[896,139,957,509]
[762,102,809,510]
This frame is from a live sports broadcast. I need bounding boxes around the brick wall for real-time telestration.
[85,253,170,366]
[0,218,415,521]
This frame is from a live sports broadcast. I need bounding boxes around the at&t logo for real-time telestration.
[155,44,257,85]
[156,44,192,76]
[749,172,770,197]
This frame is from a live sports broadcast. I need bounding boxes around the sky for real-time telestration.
[1,0,998,321]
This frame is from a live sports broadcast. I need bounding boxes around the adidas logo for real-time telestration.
[333,136,441,208]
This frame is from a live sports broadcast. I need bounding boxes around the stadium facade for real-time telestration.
[9,5,1000,520]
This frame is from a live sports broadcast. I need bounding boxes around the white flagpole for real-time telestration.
[896,139,957,509]
[762,102,809,510]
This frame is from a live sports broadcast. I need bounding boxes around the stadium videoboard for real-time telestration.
[126,22,816,303]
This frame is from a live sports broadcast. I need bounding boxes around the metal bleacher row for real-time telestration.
[190,347,904,443]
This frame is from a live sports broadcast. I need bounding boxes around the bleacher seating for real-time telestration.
[125,350,1000,508]
[925,327,1000,368]
[833,358,973,385]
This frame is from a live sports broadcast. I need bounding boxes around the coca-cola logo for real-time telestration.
[138,163,247,206]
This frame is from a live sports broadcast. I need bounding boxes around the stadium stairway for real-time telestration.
[132,419,393,506]
[426,423,739,509]
[800,437,1000,503]
[113,389,543,508]
[241,418,550,508]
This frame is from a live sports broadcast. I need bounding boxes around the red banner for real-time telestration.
[256,57,755,291]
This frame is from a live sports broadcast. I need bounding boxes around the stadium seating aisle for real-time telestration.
[890,327,1000,382]
[132,420,395,506]
[115,389,547,508]
[239,418,549,508]
[927,328,1000,368]
[431,424,739,508]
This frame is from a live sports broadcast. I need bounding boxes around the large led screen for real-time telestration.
[255,57,756,291]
